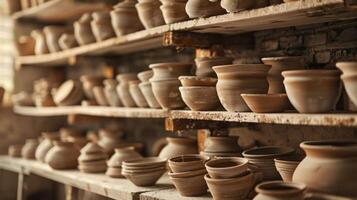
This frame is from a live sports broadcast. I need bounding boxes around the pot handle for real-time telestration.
[304,193,355,200]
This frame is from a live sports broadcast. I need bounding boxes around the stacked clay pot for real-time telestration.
[201,136,242,158]
[149,63,192,110]
[106,146,142,178]
[253,181,306,200]
[111,0,144,37]
[74,13,96,46]
[168,155,209,197]
[91,11,115,42]
[185,0,225,18]
[116,73,138,107]
[135,0,165,29]
[204,157,256,200]
[336,62,357,107]
[138,70,161,108]
[178,76,220,111]
[243,146,295,181]
[97,128,124,155]
[158,137,198,159]
[122,157,167,186]
[282,70,341,113]
[213,64,270,112]
[43,26,68,53]
[274,154,303,182]
[80,75,104,102]
[160,0,189,24]
[53,80,84,106]
[104,79,122,107]
[78,142,108,173]
[195,56,233,77]
[129,80,149,108]
[8,145,23,158]
[35,131,60,162]
[45,141,80,170]
[21,139,39,159]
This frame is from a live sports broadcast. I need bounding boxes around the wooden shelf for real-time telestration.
[12,0,109,23]
[16,0,357,67]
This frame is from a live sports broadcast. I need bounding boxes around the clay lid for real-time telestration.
[255,181,306,197]
[53,80,77,104]
[80,142,105,154]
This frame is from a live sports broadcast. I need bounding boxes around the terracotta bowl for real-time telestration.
[204,136,241,153]
[254,181,306,200]
[151,79,186,110]
[205,157,249,179]
[137,70,153,82]
[241,94,290,113]
[78,153,107,162]
[274,155,304,182]
[179,86,220,111]
[168,154,209,173]
[122,157,167,168]
[149,63,193,81]
[169,173,208,197]
[168,168,207,178]
[122,169,166,186]
[139,82,161,108]
[336,62,357,107]
[123,163,167,171]
[122,166,167,174]
[129,80,149,108]
[282,70,342,113]
[178,76,217,87]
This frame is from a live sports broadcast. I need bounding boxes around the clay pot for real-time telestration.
[21,139,39,159]
[53,80,84,106]
[169,170,208,196]
[104,79,122,107]
[204,136,241,153]
[241,94,290,113]
[179,86,220,111]
[282,70,341,113]
[139,82,161,108]
[45,141,80,170]
[129,80,149,108]
[219,0,255,13]
[16,36,35,56]
[178,76,217,87]
[261,57,306,94]
[151,79,186,110]
[43,26,68,53]
[274,155,303,182]
[213,64,270,112]
[136,0,165,29]
[74,13,96,46]
[59,33,78,50]
[336,62,357,107]
[80,75,104,100]
[97,129,124,155]
[4,0,21,15]
[293,140,357,197]
[205,157,249,179]
[116,73,138,107]
[253,181,306,200]
[159,137,198,159]
[160,0,189,24]
[78,142,107,173]
[111,0,144,36]
[91,11,115,42]
[12,91,34,106]
[138,70,153,82]
[185,0,225,18]
[31,30,49,55]
[60,127,84,141]
[35,132,60,162]
[106,147,142,178]
[243,146,295,181]
[8,145,23,158]
[93,86,109,106]
[195,57,233,77]
[149,63,192,81]
[168,154,209,173]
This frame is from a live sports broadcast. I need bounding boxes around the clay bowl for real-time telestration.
[122,157,167,168]
[204,136,241,153]
[150,78,186,110]
[205,157,249,179]
[106,167,123,178]
[78,153,107,163]
[195,57,233,77]
[169,172,208,197]
[135,0,165,29]
[201,151,242,158]
[204,172,255,200]
[137,70,153,82]
[178,76,217,87]
[8,145,23,158]
[139,82,161,108]
[241,94,290,113]
[122,168,166,186]
[93,86,109,106]
[159,1,189,24]
[168,168,207,178]
[282,70,342,113]
[254,181,306,200]
[129,80,149,108]
[123,163,167,171]
[149,63,193,81]
[336,62,357,106]
[168,154,209,173]
[274,155,304,182]
[79,163,107,173]
[179,86,220,111]
[122,166,167,174]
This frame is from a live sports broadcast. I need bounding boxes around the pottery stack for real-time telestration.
[122,157,167,186]
[158,137,198,159]
[168,155,209,197]
[201,136,242,158]
[138,70,161,108]
[204,157,256,200]
[78,142,108,173]
[149,63,192,110]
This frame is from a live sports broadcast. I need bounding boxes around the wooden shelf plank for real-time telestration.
[140,189,212,200]
[12,0,109,23]
[16,0,357,67]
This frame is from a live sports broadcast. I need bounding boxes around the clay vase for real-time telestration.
[213,64,270,112]
[293,140,357,197]
[31,30,49,55]
[261,57,306,94]
[97,129,124,155]
[336,62,357,107]
[93,86,110,106]
[139,82,162,108]
[45,141,80,170]
[104,79,122,107]
[8,145,23,158]
[219,0,255,12]
[204,136,242,153]
[158,137,198,159]
[16,36,35,56]
[253,181,306,200]
[74,13,96,46]
[135,0,165,29]
[160,0,189,24]
[43,26,68,53]
[151,78,186,110]
[35,132,60,162]
[59,33,78,50]
[274,154,303,182]
[185,0,225,18]
[91,11,115,42]
[129,80,149,108]
[116,73,138,107]
[110,0,144,36]
[150,63,193,80]
[282,70,341,113]
[80,75,104,100]
[195,57,233,77]
[21,139,39,159]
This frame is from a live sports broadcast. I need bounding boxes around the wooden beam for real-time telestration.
[165,118,236,131]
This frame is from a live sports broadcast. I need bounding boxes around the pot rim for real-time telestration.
[116,73,138,82]
[168,154,209,165]
[241,93,287,98]
[212,64,271,73]
[205,157,249,170]
[166,137,196,143]
[261,56,305,61]
[242,146,295,158]
[149,63,192,69]
[179,86,216,90]
[178,76,217,82]
[336,61,357,69]
[168,168,207,178]
[204,171,253,184]
[255,181,306,196]
[282,70,341,77]
[122,157,167,166]
[300,140,357,153]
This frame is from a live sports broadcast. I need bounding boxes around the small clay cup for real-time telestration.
[139,82,161,108]
[151,78,186,110]
[179,86,220,111]
[205,157,249,179]
[129,80,149,108]
[168,154,209,173]
[178,76,217,87]
[241,94,290,113]
[159,0,189,24]
[253,181,306,200]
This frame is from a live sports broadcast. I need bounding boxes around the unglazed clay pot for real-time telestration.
[91,11,115,42]
[336,62,357,107]
[35,132,60,162]
[204,136,241,153]
[136,0,165,29]
[195,57,233,77]
[168,154,209,173]
[8,145,23,158]
[43,26,68,53]
[293,140,357,197]
[159,137,198,159]
[139,82,161,108]
[282,70,341,113]
[243,146,295,181]
[53,80,84,106]
[261,57,306,94]
[59,33,78,50]
[116,73,138,107]
[78,142,107,173]
[219,0,255,13]
[106,146,142,178]
[274,154,303,182]
[80,75,104,100]
[104,79,122,107]
[129,80,149,108]
[151,79,186,110]
[213,64,270,112]
[137,70,153,82]
[178,76,217,87]
[160,0,189,24]
[45,141,80,170]
[93,86,109,106]
[150,63,193,81]
[253,181,306,200]
[31,30,49,55]
[241,94,290,113]
[205,157,249,179]
[97,129,124,155]
[111,0,144,36]
[169,169,208,197]
[74,13,96,46]
[21,139,39,159]
[185,0,225,18]
[179,86,220,111]
[16,36,35,56]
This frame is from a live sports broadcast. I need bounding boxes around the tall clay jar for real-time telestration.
[253,181,306,200]
[35,132,60,162]
[45,141,80,170]
[116,73,138,107]
[159,137,198,159]
[22,139,39,159]
[213,64,270,112]
[293,140,357,197]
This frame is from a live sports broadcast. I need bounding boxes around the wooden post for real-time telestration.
[17,172,25,200]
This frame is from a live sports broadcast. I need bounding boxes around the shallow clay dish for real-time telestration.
[241,94,289,113]
[178,76,217,87]
[168,154,209,173]
[179,86,220,111]
[205,157,249,179]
